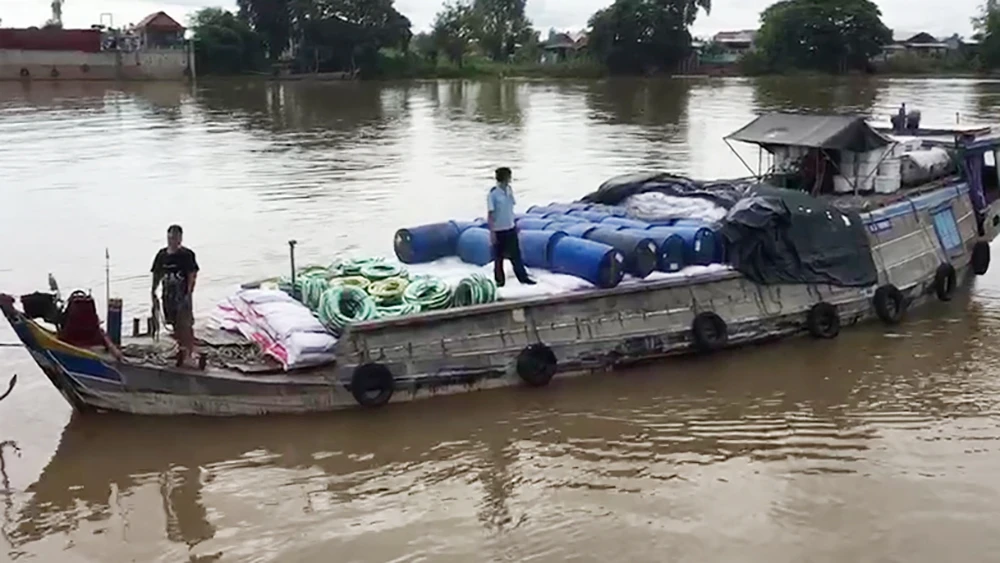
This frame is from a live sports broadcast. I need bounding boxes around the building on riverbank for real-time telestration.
[0,11,194,81]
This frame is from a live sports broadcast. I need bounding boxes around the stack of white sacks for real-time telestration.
[209,289,338,371]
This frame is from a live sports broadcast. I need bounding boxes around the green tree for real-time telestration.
[973,0,1000,69]
[237,0,293,60]
[432,1,476,67]
[587,0,711,75]
[755,0,891,73]
[190,8,266,75]
[473,0,534,62]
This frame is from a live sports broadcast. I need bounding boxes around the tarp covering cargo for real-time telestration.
[726,113,892,153]
[578,171,755,210]
[718,185,878,287]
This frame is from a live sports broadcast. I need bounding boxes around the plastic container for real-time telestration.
[567,210,612,223]
[583,228,658,278]
[450,219,486,233]
[518,229,567,269]
[456,227,494,267]
[647,225,718,266]
[588,204,629,217]
[600,216,650,230]
[527,203,591,215]
[516,217,553,231]
[394,222,461,264]
[550,237,625,289]
[625,228,686,273]
[545,222,601,238]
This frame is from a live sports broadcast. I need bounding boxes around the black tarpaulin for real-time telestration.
[726,113,891,153]
[718,185,878,287]
[578,171,755,209]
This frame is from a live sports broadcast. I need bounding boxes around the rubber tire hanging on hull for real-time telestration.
[873,284,906,325]
[516,343,557,387]
[933,263,957,302]
[972,241,991,276]
[350,363,395,408]
[806,302,840,339]
[691,312,728,353]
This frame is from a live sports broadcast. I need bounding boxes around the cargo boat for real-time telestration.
[4,109,1000,417]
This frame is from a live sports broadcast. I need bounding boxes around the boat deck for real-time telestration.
[119,326,281,373]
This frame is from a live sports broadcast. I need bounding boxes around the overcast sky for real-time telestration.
[0,0,986,39]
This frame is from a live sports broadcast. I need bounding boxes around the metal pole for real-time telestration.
[105,248,110,307]
[289,240,298,300]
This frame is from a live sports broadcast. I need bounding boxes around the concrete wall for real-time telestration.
[0,48,192,81]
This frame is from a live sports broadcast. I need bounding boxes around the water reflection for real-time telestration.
[751,75,880,113]
[584,78,690,128]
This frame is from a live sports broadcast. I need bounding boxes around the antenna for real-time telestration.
[47,0,64,28]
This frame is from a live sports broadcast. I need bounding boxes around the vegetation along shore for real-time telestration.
[190,0,1000,80]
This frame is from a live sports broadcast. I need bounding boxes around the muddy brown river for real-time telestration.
[2,77,1000,562]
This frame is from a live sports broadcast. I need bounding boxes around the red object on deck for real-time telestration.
[58,292,106,348]
[0,28,102,53]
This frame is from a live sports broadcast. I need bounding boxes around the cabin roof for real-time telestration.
[726,113,892,152]
[135,11,184,32]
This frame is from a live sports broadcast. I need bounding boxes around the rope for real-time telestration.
[451,274,498,307]
[360,262,409,281]
[369,277,409,306]
[402,277,453,311]
[317,285,377,334]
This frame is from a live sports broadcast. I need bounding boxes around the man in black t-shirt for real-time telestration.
[151,224,199,366]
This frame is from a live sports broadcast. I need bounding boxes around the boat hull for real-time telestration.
[3,181,999,416]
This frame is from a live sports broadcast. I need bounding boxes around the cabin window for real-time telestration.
[931,205,963,255]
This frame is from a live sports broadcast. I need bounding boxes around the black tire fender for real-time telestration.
[350,363,394,408]
[873,284,906,325]
[972,241,991,276]
[691,312,728,353]
[806,302,840,339]
[516,343,557,387]
[933,263,957,302]
[19,68,29,78]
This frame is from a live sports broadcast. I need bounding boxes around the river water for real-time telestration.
[3,77,1000,562]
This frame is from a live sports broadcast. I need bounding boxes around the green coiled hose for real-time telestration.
[369,277,409,306]
[336,257,385,277]
[300,274,332,310]
[329,276,371,292]
[451,274,498,307]
[317,285,377,334]
[402,277,453,311]
[360,262,409,281]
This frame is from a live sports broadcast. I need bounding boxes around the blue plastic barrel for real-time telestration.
[647,226,718,266]
[567,210,612,223]
[545,222,601,238]
[518,229,567,269]
[450,219,486,233]
[589,204,629,217]
[394,222,462,264]
[670,218,713,228]
[456,227,494,267]
[550,237,625,289]
[600,216,650,230]
[624,228,686,273]
[516,217,553,231]
[584,228,658,278]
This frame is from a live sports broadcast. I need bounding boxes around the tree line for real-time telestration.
[190,0,1000,77]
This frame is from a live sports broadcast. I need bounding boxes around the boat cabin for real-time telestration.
[725,108,1000,229]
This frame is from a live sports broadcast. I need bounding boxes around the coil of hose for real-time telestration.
[369,277,409,306]
[300,274,332,310]
[329,276,371,292]
[361,262,409,281]
[451,274,498,307]
[318,285,377,334]
[402,277,453,311]
[336,257,385,277]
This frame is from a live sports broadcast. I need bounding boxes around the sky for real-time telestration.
[0,0,987,39]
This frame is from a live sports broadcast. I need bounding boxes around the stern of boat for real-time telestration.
[0,293,123,412]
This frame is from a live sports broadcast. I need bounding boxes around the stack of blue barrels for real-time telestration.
[392,200,725,290]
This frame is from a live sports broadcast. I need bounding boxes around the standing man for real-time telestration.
[487,167,535,287]
[151,224,200,367]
